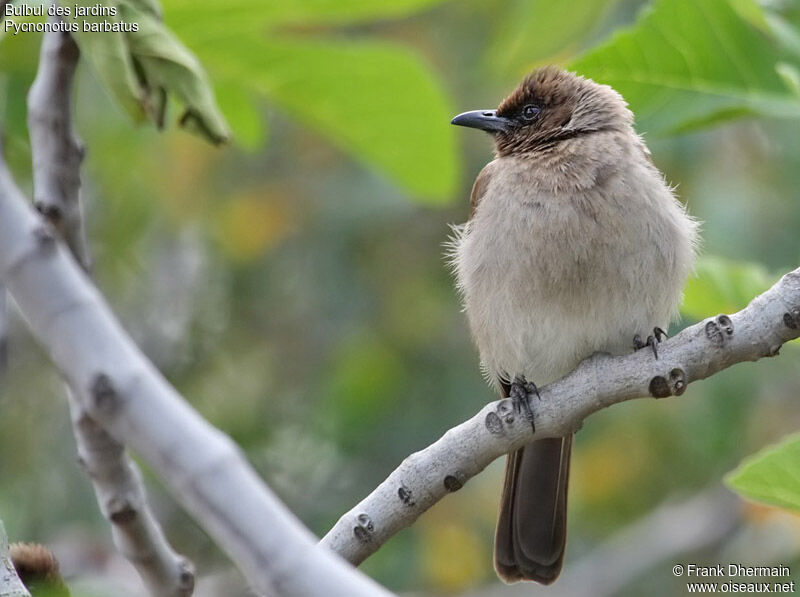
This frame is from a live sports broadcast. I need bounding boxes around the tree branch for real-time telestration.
[0,521,31,597]
[320,271,800,564]
[27,26,196,596]
[0,148,392,596]
[27,24,90,271]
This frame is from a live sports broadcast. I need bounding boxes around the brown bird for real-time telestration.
[449,67,697,584]
[10,542,71,596]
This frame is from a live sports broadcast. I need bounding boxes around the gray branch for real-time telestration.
[27,24,90,271]
[0,151,392,596]
[27,25,193,596]
[320,270,800,564]
[0,521,31,597]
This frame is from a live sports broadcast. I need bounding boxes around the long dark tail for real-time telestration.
[494,435,572,584]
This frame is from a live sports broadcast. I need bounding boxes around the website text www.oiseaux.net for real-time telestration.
[673,564,795,594]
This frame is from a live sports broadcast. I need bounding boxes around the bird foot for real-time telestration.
[633,327,667,359]
[509,375,539,433]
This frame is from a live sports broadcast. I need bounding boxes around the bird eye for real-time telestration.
[522,104,540,120]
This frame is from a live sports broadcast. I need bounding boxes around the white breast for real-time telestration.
[450,145,697,390]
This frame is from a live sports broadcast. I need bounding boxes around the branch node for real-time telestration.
[649,375,670,398]
[704,314,734,346]
[670,368,687,396]
[485,411,504,435]
[717,314,733,335]
[784,310,799,329]
[90,372,120,415]
[34,200,63,227]
[443,473,465,492]
[397,484,415,507]
[177,558,196,590]
[108,498,137,524]
[353,513,375,543]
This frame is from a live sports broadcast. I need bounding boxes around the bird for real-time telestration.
[448,66,698,584]
[10,542,71,596]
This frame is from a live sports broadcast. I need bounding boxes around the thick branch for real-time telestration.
[321,270,800,564]
[0,521,31,597]
[27,25,90,271]
[0,155,392,596]
[27,26,194,596]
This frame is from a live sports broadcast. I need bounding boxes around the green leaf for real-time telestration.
[681,255,774,320]
[197,37,458,202]
[570,0,800,134]
[726,432,800,512]
[70,0,229,144]
[163,0,449,41]
[485,0,621,77]
[118,2,230,144]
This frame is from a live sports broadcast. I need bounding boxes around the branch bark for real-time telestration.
[27,24,90,271]
[0,149,392,596]
[320,271,800,564]
[0,521,31,597]
[27,26,195,596]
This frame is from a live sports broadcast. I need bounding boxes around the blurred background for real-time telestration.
[2,0,800,595]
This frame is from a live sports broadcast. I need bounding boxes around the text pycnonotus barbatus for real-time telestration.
[449,67,698,584]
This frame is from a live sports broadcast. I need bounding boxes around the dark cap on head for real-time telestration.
[451,67,632,156]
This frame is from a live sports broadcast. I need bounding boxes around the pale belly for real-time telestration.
[452,182,692,388]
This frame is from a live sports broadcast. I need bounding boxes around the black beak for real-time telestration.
[451,109,513,133]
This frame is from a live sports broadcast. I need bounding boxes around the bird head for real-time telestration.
[451,67,633,156]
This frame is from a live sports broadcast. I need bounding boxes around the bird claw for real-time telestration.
[633,327,667,359]
[509,375,538,433]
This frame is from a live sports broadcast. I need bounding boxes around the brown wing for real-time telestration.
[468,162,494,221]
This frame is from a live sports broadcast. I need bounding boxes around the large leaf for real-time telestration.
[727,433,800,512]
[70,0,230,144]
[196,37,458,202]
[163,0,449,40]
[485,0,621,78]
[681,255,774,320]
[571,0,800,134]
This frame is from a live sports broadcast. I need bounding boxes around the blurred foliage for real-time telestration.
[486,0,623,77]
[195,37,458,201]
[2,0,800,595]
[571,0,800,133]
[681,255,775,320]
[164,0,460,203]
[727,432,800,512]
[72,0,230,144]
[162,0,451,30]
